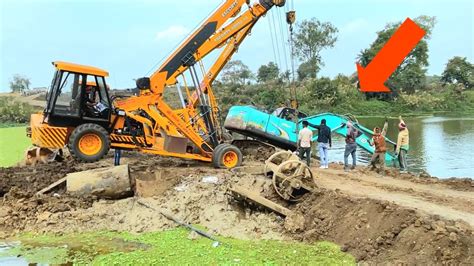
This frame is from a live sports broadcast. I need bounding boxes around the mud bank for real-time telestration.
[0,153,472,264]
[290,189,473,264]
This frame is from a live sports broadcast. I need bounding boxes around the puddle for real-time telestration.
[0,236,149,265]
[0,243,31,266]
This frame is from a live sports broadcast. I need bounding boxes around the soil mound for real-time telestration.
[289,189,474,264]
[0,156,472,264]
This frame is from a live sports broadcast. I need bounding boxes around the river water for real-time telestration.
[326,114,474,178]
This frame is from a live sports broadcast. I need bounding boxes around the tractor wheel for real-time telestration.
[68,123,110,163]
[211,143,231,167]
[212,144,242,169]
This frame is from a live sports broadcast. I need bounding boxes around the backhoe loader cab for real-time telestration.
[29,61,114,163]
[45,61,112,127]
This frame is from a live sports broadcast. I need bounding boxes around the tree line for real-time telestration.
[7,15,473,117]
[215,15,473,115]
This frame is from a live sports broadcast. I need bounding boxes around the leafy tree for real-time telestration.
[293,18,338,80]
[9,74,30,93]
[255,85,287,111]
[297,58,319,80]
[280,70,291,82]
[306,77,338,103]
[220,60,253,85]
[257,62,280,83]
[357,16,436,96]
[441,56,473,89]
[333,74,352,86]
[0,97,36,123]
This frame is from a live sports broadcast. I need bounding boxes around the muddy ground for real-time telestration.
[0,152,473,264]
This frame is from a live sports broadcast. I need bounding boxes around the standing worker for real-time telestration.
[298,120,313,166]
[309,119,332,169]
[369,119,388,174]
[344,121,361,171]
[395,116,409,173]
[114,149,122,166]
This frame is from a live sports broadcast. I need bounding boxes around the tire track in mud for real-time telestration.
[342,173,473,213]
[313,165,474,227]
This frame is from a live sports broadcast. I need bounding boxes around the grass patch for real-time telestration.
[2,229,355,265]
[0,123,27,128]
[0,126,30,167]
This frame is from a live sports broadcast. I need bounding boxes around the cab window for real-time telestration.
[45,70,61,114]
[53,72,83,117]
[276,108,308,121]
[82,75,110,119]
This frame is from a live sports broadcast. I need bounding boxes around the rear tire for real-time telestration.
[68,123,110,163]
[212,143,231,167]
[212,144,242,169]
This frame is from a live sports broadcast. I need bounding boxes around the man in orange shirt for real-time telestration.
[369,119,388,173]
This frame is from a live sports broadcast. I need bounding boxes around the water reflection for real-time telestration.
[322,115,474,178]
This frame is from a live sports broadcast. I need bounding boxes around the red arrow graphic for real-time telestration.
[357,18,426,92]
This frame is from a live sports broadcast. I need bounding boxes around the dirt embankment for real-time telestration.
[289,189,473,264]
[0,153,473,264]
[314,164,474,227]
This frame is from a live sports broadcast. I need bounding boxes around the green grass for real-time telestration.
[0,122,27,128]
[3,229,355,265]
[0,126,30,167]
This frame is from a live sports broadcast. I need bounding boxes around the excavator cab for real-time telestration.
[272,107,307,121]
[44,61,112,128]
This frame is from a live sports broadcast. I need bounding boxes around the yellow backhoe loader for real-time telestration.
[27,0,287,169]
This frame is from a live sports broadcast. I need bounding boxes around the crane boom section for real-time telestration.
[150,0,280,93]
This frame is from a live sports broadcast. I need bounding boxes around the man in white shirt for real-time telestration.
[298,120,313,166]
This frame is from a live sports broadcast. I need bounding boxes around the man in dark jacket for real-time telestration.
[309,119,332,169]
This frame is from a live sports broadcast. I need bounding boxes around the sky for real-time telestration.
[0,0,472,91]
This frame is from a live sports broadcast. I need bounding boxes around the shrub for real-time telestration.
[0,97,37,124]
[397,91,445,111]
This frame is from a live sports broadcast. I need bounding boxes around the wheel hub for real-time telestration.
[78,133,102,156]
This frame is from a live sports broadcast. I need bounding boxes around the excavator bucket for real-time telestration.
[24,147,62,166]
